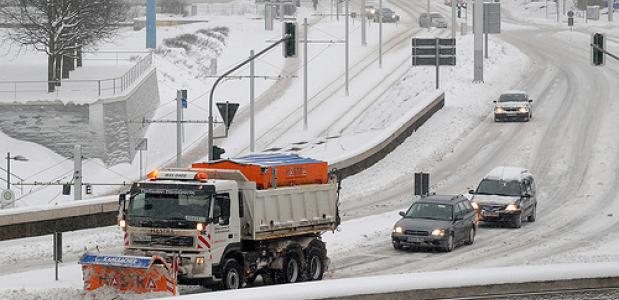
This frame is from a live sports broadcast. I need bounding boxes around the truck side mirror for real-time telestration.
[468,189,475,195]
[398,211,405,217]
[529,99,533,103]
[118,193,126,211]
[492,100,497,103]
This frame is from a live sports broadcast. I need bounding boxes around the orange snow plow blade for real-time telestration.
[78,254,177,296]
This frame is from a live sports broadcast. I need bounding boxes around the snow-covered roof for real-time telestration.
[501,90,527,95]
[484,166,531,181]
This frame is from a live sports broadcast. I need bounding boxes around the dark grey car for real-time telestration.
[373,8,399,23]
[391,195,477,252]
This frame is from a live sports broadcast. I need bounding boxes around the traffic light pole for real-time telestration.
[591,43,619,62]
[379,0,383,68]
[176,90,182,167]
[345,0,349,96]
[208,36,289,161]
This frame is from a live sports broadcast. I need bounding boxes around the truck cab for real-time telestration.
[120,169,246,285]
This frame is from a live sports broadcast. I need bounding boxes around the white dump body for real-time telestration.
[241,182,338,240]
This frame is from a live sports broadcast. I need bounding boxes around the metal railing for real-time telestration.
[0,52,153,101]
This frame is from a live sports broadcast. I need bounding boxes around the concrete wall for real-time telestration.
[0,67,159,166]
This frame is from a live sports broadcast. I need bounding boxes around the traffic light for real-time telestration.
[86,184,93,195]
[212,145,225,160]
[283,22,298,58]
[592,33,605,66]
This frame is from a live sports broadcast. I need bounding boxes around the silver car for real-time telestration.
[419,12,448,28]
[493,91,533,122]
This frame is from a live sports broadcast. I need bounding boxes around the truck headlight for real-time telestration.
[518,107,529,113]
[505,204,519,211]
[431,229,445,237]
[471,201,479,210]
[393,226,403,233]
[119,219,126,228]
[495,107,505,114]
[196,222,205,231]
[196,257,205,265]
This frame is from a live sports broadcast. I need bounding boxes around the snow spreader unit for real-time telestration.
[85,153,339,294]
[78,254,177,296]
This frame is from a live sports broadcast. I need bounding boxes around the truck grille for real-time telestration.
[404,230,429,236]
[132,235,194,247]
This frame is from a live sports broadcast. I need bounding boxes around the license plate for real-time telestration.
[482,211,499,217]
[408,237,424,243]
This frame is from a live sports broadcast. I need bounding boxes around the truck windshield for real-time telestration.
[405,203,453,221]
[476,180,522,196]
[127,193,211,229]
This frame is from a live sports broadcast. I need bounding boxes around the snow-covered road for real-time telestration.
[330,1,619,279]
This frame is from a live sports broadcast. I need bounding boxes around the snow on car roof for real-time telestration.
[484,166,530,181]
[502,90,527,95]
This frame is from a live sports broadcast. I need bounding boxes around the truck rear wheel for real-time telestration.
[304,247,325,281]
[280,253,301,284]
[222,259,244,290]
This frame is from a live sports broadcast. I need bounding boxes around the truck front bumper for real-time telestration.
[124,248,213,280]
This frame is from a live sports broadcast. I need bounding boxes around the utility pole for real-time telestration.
[5,152,9,190]
[473,0,483,82]
[73,145,82,201]
[610,0,615,22]
[250,50,256,151]
[452,0,457,38]
[556,0,561,23]
[345,0,349,95]
[361,0,367,46]
[427,0,431,31]
[484,5,489,59]
[379,0,383,67]
[303,19,309,129]
[176,90,182,167]
[336,0,339,21]
[545,0,548,19]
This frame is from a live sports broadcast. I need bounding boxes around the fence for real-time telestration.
[0,52,153,101]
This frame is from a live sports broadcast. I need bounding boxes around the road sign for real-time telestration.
[411,38,456,89]
[567,10,574,17]
[135,138,148,151]
[568,17,574,27]
[484,3,501,34]
[216,102,240,128]
[414,173,430,197]
[1,189,14,208]
[411,38,457,66]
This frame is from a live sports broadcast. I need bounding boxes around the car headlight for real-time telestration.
[505,204,520,211]
[393,226,403,233]
[495,107,505,113]
[431,229,445,237]
[471,201,479,210]
[518,107,529,113]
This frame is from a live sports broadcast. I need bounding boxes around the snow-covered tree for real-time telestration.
[0,0,129,92]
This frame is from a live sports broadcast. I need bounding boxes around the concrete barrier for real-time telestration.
[331,92,445,179]
[164,263,619,300]
[0,92,445,240]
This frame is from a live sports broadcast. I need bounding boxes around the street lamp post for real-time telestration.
[6,152,28,190]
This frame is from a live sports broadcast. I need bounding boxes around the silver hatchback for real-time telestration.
[419,12,448,28]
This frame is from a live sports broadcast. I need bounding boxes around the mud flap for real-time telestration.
[78,254,178,296]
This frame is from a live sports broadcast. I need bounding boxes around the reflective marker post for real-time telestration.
[53,232,62,281]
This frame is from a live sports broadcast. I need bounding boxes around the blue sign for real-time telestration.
[79,254,153,269]
[182,98,187,109]
[146,0,157,49]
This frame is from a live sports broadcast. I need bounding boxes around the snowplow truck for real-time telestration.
[116,153,340,290]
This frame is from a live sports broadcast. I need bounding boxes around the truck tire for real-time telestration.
[221,259,244,290]
[280,252,301,284]
[304,246,326,281]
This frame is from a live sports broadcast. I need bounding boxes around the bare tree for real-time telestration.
[0,0,129,92]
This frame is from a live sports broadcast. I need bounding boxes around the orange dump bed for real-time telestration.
[192,153,328,189]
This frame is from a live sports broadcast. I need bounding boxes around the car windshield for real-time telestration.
[476,179,522,196]
[381,8,393,13]
[430,13,443,19]
[127,192,211,229]
[405,202,453,221]
[499,93,527,102]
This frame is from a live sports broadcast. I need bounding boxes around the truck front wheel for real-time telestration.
[222,259,244,290]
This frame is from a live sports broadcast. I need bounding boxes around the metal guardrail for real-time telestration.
[0,52,153,100]
[0,92,445,240]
